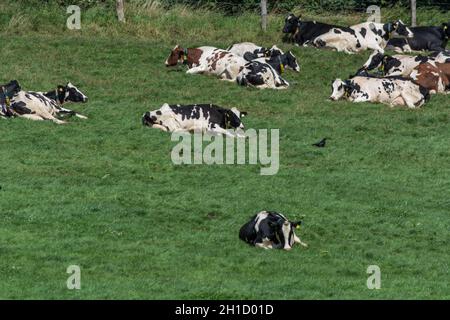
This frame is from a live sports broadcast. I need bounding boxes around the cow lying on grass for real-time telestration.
[313,20,413,54]
[244,51,300,73]
[9,83,88,124]
[282,13,343,46]
[165,45,246,82]
[236,60,290,89]
[227,42,283,58]
[410,62,450,94]
[239,211,307,250]
[0,80,21,118]
[330,76,430,108]
[386,22,450,53]
[358,50,450,77]
[142,103,247,137]
[236,51,299,89]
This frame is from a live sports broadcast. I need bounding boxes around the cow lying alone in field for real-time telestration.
[330,76,430,108]
[410,62,450,94]
[142,103,247,137]
[165,45,247,82]
[9,83,88,124]
[239,211,307,250]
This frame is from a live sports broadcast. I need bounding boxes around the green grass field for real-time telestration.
[0,3,449,299]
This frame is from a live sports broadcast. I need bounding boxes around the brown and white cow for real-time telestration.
[410,62,450,94]
[165,45,247,82]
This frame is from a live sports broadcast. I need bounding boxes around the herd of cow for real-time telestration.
[2,13,450,250]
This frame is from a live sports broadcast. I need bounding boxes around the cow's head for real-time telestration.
[283,13,299,34]
[1,80,21,99]
[142,110,159,127]
[59,82,88,103]
[385,20,413,39]
[330,79,355,100]
[225,107,247,130]
[443,22,450,39]
[363,51,384,70]
[281,51,300,72]
[165,45,186,66]
[0,80,21,115]
[269,216,302,250]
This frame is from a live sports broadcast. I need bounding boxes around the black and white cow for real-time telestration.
[330,76,429,108]
[142,103,247,137]
[313,20,413,54]
[430,50,450,63]
[226,42,283,59]
[386,22,450,53]
[236,60,290,89]
[165,45,247,82]
[244,51,300,74]
[9,83,88,123]
[282,13,341,46]
[0,80,21,118]
[0,81,17,117]
[239,211,307,250]
[358,50,450,77]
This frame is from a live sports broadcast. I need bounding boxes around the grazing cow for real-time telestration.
[359,51,450,78]
[386,22,450,53]
[410,62,450,94]
[330,76,430,108]
[282,13,341,46]
[9,83,88,123]
[165,45,247,81]
[236,60,289,89]
[314,20,413,54]
[226,42,283,58]
[245,51,300,73]
[142,103,247,137]
[1,80,22,118]
[239,211,307,250]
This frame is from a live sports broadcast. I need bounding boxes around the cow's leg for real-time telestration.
[294,234,308,247]
[208,126,237,138]
[255,239,273,249]
[20,114,46,122]
[186,66,206,74]
[151,124,171,132]
[399,93,419,109]
[58,107,88,119]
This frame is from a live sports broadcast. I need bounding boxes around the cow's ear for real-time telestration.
[292,221,302,229]
[240,111,248,117]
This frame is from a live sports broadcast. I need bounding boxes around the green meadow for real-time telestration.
[0,1,449,299]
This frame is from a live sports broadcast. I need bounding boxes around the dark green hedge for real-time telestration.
[15,0,450,12]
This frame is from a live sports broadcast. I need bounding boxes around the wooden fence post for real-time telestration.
[261,0,267,32]
[411,0,417,27]
[116,0,126,23]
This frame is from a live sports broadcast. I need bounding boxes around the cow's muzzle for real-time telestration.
[142,112,155,126]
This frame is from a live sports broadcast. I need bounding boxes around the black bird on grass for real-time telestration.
[312,138,328,148]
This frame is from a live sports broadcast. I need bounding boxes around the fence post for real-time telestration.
[261,0,267,32]
[411,0,416,27]
[116,0,126,23]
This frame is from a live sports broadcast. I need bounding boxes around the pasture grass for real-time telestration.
[0,3,449,299]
